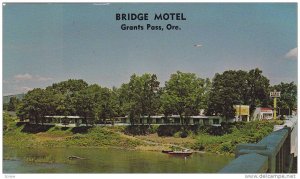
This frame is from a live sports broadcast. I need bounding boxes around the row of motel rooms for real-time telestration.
[35,106,275,127]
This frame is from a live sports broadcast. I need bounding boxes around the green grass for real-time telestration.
[63,127,141,148]
[47,126,73,135]
[3,113,141,149]
[3,112,283,154]
[3,112,19,131]
[3,112,38,147]
[191,120,282,154]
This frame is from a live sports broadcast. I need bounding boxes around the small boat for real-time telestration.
[167,151,193,157]
[162,150,193,157]
[68,155,86,160]
[162,150,173,153]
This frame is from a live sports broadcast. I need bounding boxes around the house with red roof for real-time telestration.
[252,107,274,121]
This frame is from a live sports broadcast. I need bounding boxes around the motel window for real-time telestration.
[213,118,219,124]
[174,118,180,124]
[203,119,209,125]
[193,119,200,124]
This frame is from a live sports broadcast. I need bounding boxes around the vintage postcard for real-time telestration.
[2,2,297,176]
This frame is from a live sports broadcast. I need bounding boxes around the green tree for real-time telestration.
[202,78,212,112]
[206,71,238,121]
[16,102,27,121]
[46,79,89,116]
[73,85,98,126]
[161,71,206,125]
[207,69,270,121]
[160,90,175,122]
[94,86,118,124]
[19,88,56,125]
[3,103,9,111]
[247,68,270,114]
[141,74,160,124]
[119,73,160,125]
[47,79,88,94]
[113,86,128,117]
[7,96,21,111]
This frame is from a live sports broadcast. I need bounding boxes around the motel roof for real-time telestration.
[44,115,83,119]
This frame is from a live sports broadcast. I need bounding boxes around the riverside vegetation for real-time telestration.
[3,69,295,157]
[4,112,283,159]
[4,69,297,128]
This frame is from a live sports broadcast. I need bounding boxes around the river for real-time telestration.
[3,147,233,173]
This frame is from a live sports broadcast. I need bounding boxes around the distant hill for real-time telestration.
[3,94,25,104]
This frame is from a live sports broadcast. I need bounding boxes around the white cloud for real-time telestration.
[13,73,52,82]
[93,3,110,6]
[19,86,33,92]
[36,75,53,81]
[5,74,53,95]
[285,47,297,59]
[7,86,33,95]
[14,73,33,81]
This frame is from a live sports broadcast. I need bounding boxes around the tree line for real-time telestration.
[4,68,297,125]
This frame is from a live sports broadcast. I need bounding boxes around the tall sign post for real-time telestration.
[270,90,281,120]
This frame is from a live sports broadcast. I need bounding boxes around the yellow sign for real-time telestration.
[234,105,250,116]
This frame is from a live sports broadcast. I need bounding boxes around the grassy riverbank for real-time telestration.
[3,113,142,149]
[3,112,283,155]
[192,121,277,154]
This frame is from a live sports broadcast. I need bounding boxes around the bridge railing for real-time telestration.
[219,117,297,173]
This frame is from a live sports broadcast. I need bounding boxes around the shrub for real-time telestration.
[124,125,154,135]
[173,131,181,138]
[194,120,279,154]
[220,142,232,153]
[157,125,182,136]
[180,131,188,138]
[192,142,205,151]
[149,125,159,134]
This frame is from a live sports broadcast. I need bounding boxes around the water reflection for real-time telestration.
[3,147,233,173]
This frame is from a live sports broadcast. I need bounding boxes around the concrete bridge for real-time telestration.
[219,116,297,173]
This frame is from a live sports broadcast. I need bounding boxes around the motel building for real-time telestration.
[233,105,274,122]
[37,115,222,127]
[252,107,274,121]
[116,115,222,126]
[33,106,274,127]
[233,105,250,122]
[43,116,84,127]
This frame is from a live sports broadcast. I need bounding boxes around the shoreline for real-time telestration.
[4,144,235,157]
[4,113,278,158]
[3,145,230,165]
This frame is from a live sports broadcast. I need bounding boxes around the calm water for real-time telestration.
[3,147,233,173]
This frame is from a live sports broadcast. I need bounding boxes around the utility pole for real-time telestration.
[274,96,277,120]
[239,104,242,121]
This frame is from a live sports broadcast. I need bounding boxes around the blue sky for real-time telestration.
[3,3,297,95]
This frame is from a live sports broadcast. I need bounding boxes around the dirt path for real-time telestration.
[117,132,195,151]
